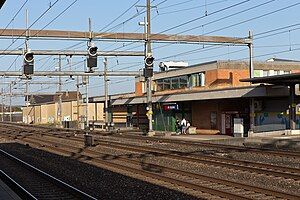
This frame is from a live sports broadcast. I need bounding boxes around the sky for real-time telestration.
[0,0,300,105]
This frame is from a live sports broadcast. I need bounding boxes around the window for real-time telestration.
[171,77,179,89]
[163,78,170,90]
[263,70,269,77]
[188,73,205,88]
[189,74,199,88]
[179,75,188,88]
[199,72,205,86]
[157,79,163,91]
[156,73,204,91]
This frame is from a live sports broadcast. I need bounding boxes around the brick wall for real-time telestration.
[205,69,250,88]
[191,100,218,130]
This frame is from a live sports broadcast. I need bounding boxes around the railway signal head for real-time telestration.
[144,56,154,68]
[143,56,154,78]
[87,44,98,72]
[23,50,34,76]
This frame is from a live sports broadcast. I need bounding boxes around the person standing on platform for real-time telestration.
[181,118,187,134]
[186,120,191,134]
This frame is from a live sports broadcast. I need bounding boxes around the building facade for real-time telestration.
[94,60,300,136]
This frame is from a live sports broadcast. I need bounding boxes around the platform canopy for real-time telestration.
[240,73,300,85]
[241,73,300,131]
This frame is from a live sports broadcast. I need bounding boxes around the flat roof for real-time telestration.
[152,60,300,81]
[110,85,289,106]
[240,73,300,85]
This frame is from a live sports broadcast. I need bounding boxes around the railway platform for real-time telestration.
[0,179,21,200]
[164,133,300,151]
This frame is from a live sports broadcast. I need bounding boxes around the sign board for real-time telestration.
[163,104,179,111]
[234,118,244,137]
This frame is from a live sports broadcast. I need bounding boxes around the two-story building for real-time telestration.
[91,59,300,136]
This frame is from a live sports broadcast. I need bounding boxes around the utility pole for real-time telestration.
[25,9,29,50]
[85,74,89,131]
[9,83,12,122]
[76,76,80,129]
[104,57,109,131]
[57,55,63,127]
[1,77,4,122]
[1,88,4,122]
[146,0,154,135]
[248,31,255,136]
[25,81,29,106]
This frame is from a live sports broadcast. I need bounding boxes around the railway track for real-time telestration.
[30,132,300,180]
[1,123,300,199]
[2,126,300,180]
[0,149,96,200]
[3,132,300,199]
[96,132,300,158]
[1,122,300,159]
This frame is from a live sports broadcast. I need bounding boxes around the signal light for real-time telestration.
[87,45,98,72]
[143,56,154,78]
[23,51,34,75]
[145,56,154,68]
[88,46,98,57]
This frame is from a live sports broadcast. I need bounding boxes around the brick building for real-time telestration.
[90,59,300,136]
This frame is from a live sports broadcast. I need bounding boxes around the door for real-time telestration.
[225,114,233,135]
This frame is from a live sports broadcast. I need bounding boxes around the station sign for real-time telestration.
[163,104,179,111]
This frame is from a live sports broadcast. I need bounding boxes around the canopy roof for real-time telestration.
[240,73,300,85]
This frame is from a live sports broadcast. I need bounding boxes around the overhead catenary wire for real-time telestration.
[1,0,80,63]
[205,2,300,35]
[109,0,257,70]
[176,0,276,35]
[98,0,141,32]
[157,0,231,15]
[0,0,29,36]
[0,0,61,57]
[151,2,300,64]
[158,0,250,34]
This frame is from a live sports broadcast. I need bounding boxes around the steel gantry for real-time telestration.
[0,0,254,134]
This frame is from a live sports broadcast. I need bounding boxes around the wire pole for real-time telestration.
[104,57,109,131]
[85,75,89,131]
[25,80,29,106]
[2,77,4,122]
[248,31,255,135]
[25,9,29,50]
[1,88,4,122]
[57,55,62,127]
[9,83,12,122]
[76,76,80,129]
[146,0,154,135]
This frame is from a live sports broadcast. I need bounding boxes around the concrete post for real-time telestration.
[146,0,154,136]
[9,83,12,122]
[248,31,255,136]
[57,55,63,127]
[289,84,296,130]
[104,57,109,130]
